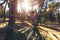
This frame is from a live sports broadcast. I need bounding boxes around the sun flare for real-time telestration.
[17,0,39,12]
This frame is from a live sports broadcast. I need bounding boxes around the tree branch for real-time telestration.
[0,0,8,6]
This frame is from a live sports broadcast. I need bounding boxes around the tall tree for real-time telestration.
[5,0,17,40]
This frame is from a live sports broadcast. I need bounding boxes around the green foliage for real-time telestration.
[48,2,56,8]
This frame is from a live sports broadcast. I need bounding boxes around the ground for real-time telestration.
[0,20,60,40]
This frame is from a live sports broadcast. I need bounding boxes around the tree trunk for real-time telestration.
[5,0,17,40]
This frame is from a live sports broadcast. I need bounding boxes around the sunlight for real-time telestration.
[17,0,39,12]
[22,0,32,12]
[17,0,22,13]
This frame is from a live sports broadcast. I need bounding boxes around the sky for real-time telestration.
[0,1,9,11]
[0,0,60,11]
[53,0,60,2]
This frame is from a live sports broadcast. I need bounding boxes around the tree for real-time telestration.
[0,0,7,22]
[56,2,60,6]
[37,0,45,24]
[57,13,60,24]
[0,0,17,40]
[5,0,17,40]
[45,2,60,24]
